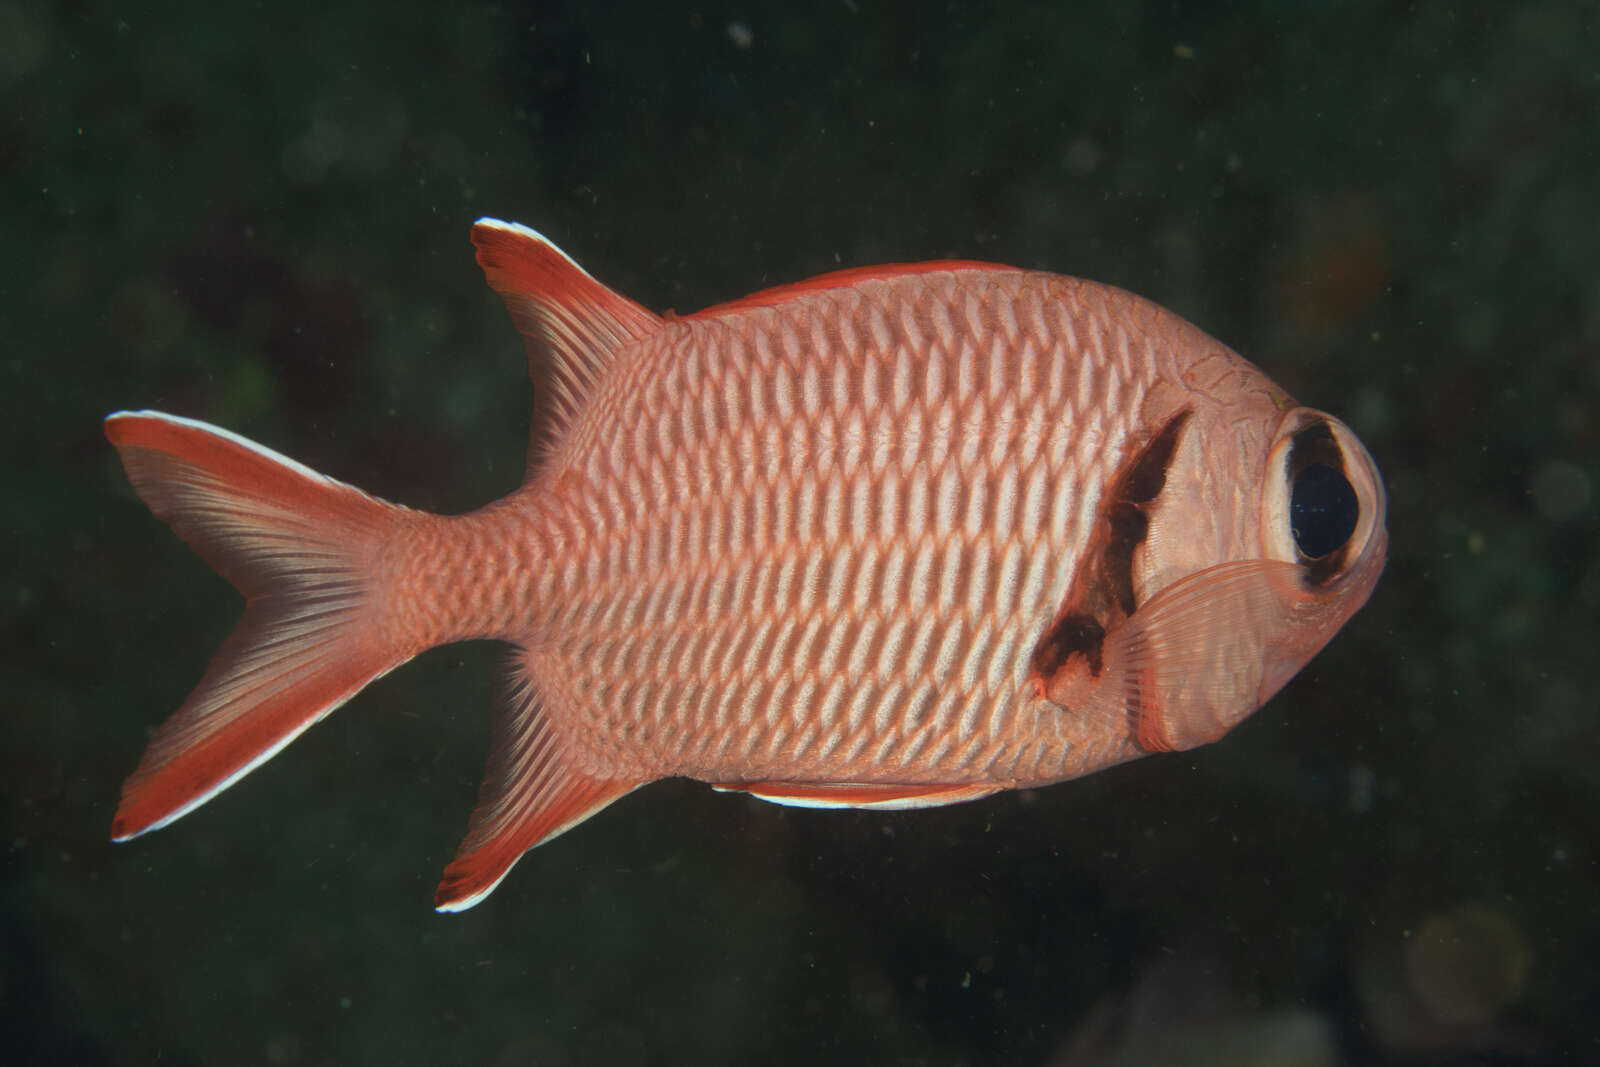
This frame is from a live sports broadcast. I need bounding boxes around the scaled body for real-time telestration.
[106,220,1387,910]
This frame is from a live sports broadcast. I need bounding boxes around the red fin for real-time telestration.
[105,412,417,840]
[434,665,640,912]
[470,219,662,474]
[689,260,1020,318]
[711,780,1000,811]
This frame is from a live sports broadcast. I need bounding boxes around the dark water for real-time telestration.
[7,2,1596,1063]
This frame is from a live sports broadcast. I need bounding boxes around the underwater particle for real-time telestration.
[327,83,409,182]
[726,20,753,48]
[264,1032,302,1064]
[1583,275,1600,342]
[1347,764,1375,813]
[107,275,187,356]
[280,118,345,185]
[1348,384,1391,440]
[37,235,92,309]
[1271,192,1389,337]
[585,1021,646,1066]
[1581,559,1600,609]
[1061,136,1105,177]
[1529,458,1591,521]
[848,966,895,1017]
[1403,902,1529,1025]
[0,2,48,86]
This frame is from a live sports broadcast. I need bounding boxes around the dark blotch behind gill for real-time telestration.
[1029,408,1191,691]
[1103,502,1148,616]
[1030,614,1106,679]
[1100,407,1192,614]
[1120,409,1191,503]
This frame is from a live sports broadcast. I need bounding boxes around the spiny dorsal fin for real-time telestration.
[470,219,662,479]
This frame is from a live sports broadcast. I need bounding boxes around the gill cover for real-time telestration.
[1039,405,1387,754]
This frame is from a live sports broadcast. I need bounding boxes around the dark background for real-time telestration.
[6,1,1597,1063]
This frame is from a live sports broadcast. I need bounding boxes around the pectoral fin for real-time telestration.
[1099,559,1307,752]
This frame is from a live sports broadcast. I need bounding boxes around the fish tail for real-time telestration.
[105,410,429,841]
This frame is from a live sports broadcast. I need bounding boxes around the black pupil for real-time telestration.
[1291,464,1358,558]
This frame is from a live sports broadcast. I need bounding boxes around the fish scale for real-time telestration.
[103,218,1387,911]
[527,271,1152,788]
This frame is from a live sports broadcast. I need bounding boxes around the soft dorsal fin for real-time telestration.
[470,219,662,478]
[687,259,1015,319]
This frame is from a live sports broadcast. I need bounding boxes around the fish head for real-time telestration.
[1131,397,1387,751]
[1041,392,1388,755]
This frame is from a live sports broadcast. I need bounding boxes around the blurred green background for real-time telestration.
[5,1,1596,1063]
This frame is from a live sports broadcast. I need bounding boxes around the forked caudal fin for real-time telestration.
[105,411,427,842]
[109,410,648,907]
[108,411,644,912]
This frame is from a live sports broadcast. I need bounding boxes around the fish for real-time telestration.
[105,218,1388,912]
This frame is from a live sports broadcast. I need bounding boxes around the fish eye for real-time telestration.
[1290,463,1358,558]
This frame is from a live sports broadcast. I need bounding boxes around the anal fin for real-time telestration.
[434,665,641,913]
[711,780,1000,811]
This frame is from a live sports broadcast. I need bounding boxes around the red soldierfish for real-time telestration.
[106,219,1388,911]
